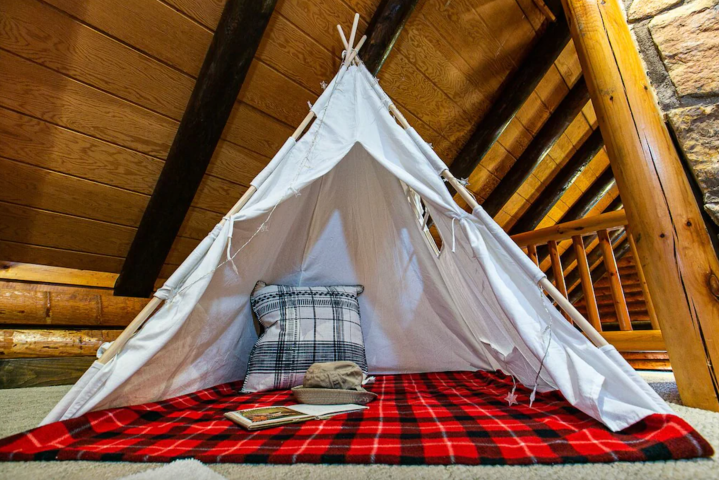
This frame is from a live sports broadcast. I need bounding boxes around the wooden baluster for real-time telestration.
[597,229,632,331]
[626,227,660,330]
[572,235,602,330]
[527,244,539,267]
[547,240,571,322]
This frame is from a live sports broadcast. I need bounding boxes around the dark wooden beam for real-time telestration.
[114,0,278,297]
[448,5,570,183]
[559,167,615,223]
[509,127,603,234]
[535,168,616,264]
[362,0,418,75]
[483,78,590,217]
[602,196,624,215]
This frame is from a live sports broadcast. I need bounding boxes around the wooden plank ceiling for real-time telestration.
[0,0,615,282]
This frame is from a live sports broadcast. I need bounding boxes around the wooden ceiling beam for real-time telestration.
[546,196,622,281]
[114,0,278,297]
[483,78,590,217]
[509,126,603,234]
[362,0,419,75]
[535,167,616,264]
[448,3,570,184]
[558,167,615,223]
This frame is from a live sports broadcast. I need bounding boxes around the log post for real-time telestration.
[548,240,571,321]
[561,0,719,410]
[527,244,539,266]
[626,227,660,329]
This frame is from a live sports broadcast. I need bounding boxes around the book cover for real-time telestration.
[225,404,367,430]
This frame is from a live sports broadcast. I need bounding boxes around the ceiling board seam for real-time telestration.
[0,155,153,201]
[0,73,277,176]
[275,12,348,58]
[156,0,214,34]
[0,155,251,219]
[4,48,318,151]
[0,106,265,194]
[0,239,127,261]
[0,49,184,127]
[35,0,197,80]
[390,50,476,133]
[255,59,320,102]
[0,198,201,246]
[0,195,146,232]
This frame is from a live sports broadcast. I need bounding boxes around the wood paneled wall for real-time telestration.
[0,0,545,277]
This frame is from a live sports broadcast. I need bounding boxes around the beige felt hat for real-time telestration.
[292,361,377,405]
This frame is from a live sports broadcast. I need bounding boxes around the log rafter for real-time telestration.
[509,128,603,234]
[361,0,419,75]
[448,1,570,184]
[115,0,279,297]
[483,78,591,217]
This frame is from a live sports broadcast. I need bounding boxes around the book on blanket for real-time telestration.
[224,404,367,430]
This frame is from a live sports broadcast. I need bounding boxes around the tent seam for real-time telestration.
[297,175,327,287]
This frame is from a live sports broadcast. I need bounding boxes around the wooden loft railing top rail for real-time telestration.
[511,210,666,361]
[512,210,627,248]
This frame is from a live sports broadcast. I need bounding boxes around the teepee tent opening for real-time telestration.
[41,29,672,433]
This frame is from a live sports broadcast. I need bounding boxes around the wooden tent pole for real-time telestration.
[99,183,260,364]
[100,21,372,365]
[359,57,609,347]
[441,169,608,347]
[347,13,360,52]
[344,36,367,67]
[561,0,719,410]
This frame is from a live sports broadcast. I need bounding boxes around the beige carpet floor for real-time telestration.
[0,371,716,479]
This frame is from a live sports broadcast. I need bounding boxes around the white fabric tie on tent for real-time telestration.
[43,63,672,432]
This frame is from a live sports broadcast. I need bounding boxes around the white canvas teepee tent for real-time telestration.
[43,29,672,432]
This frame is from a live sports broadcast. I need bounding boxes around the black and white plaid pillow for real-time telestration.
[241,283,368,393]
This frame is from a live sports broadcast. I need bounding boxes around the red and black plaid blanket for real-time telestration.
[0,371,711,465]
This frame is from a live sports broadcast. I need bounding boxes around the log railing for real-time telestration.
[512,210,666,365]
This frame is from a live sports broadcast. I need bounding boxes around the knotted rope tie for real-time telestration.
[224,215,240,277]
[530,284,555,406]
[448,212,472,253]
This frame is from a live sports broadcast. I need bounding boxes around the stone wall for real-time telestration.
[625,0,719,225]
